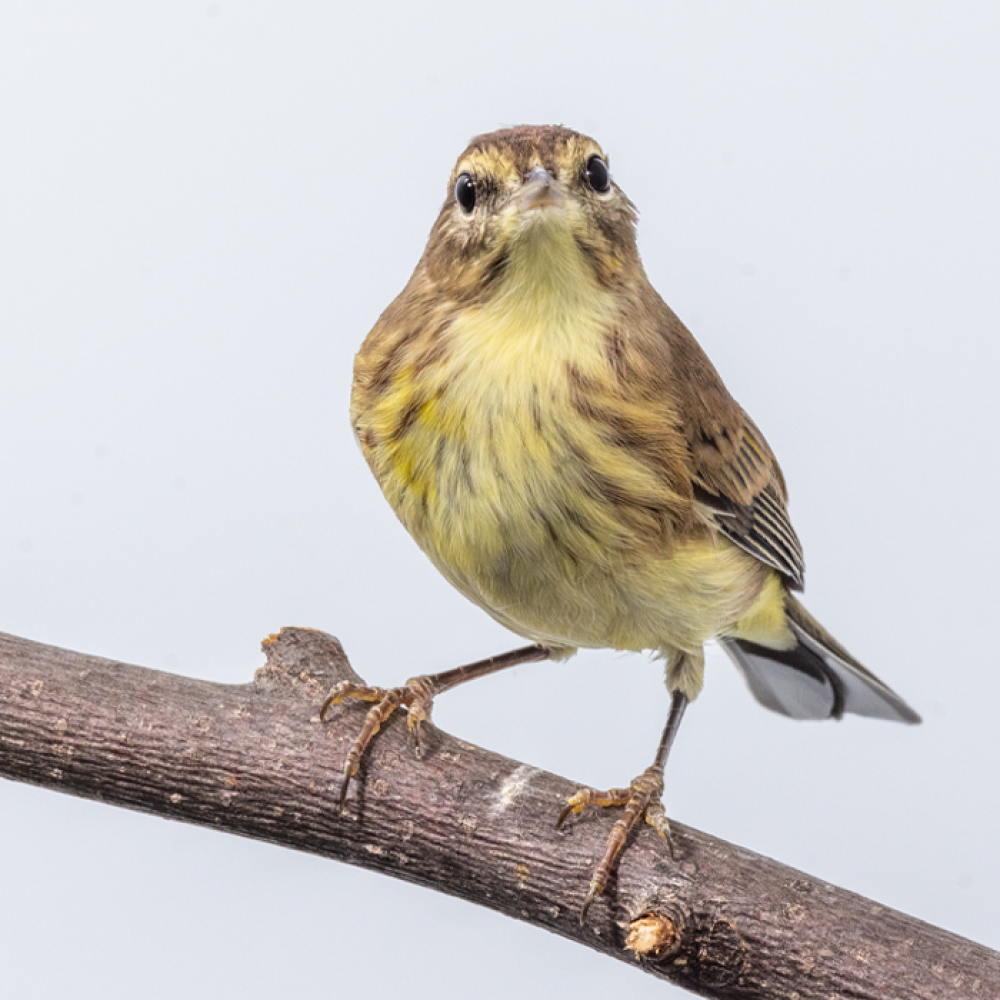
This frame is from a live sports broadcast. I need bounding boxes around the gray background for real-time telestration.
[1,3,998,997]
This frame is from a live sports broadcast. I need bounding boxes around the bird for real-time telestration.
[323,124,920,922]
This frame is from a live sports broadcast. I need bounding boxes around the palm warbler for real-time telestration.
[324,125,919,921]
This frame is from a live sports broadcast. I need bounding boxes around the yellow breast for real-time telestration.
[358,220,624,542]
[352,222,773,654]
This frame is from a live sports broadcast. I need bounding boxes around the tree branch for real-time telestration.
[0,627,995,998]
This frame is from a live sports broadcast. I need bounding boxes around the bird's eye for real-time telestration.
[455,173,476,213]
[584,155,611,193]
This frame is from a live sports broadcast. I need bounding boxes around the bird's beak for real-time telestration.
[512,166,566,214]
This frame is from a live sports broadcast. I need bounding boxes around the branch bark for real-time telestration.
[0,627,995,998]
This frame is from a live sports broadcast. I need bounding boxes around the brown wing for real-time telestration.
[661,310,806,589]
[690,420,805,590]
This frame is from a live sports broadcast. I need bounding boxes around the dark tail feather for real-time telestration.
[721,595,921,724]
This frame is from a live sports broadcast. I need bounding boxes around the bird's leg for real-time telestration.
[558,689,690,924]
[321,644,552,810]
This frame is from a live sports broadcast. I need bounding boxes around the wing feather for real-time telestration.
[688,417,805,589]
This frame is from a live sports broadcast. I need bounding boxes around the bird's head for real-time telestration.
[421,125,641,305]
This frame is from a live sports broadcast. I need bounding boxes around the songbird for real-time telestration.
[323,124,920,922]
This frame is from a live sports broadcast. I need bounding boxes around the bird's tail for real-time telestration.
[720,593,921,724]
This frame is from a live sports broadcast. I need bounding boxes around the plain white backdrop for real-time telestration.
[2,3,998,997]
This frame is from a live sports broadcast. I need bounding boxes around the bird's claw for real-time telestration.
[558,766,672,922]
[321,675,436,810]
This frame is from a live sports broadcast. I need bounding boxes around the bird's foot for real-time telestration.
[320,675,436,811]
[319,645,553,813]
[557,764,674,923]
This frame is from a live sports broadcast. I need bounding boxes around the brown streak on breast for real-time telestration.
[565,362,600,394]
[605,327,630,381]
[361,329,418,396]
[572,234,618,290]
[413,333,448,372]
[530,386,543,433]
[459,444,474,493]
[537,510,580,567]
[559,503,601,544]
[390,397,424,441]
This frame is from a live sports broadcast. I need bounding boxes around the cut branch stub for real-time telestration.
[626,910,684,960]
[255,626,362,691]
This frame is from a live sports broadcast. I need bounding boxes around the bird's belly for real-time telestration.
[360,385,767,654]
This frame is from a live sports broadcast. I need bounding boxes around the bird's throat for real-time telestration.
[494,215,608,331]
